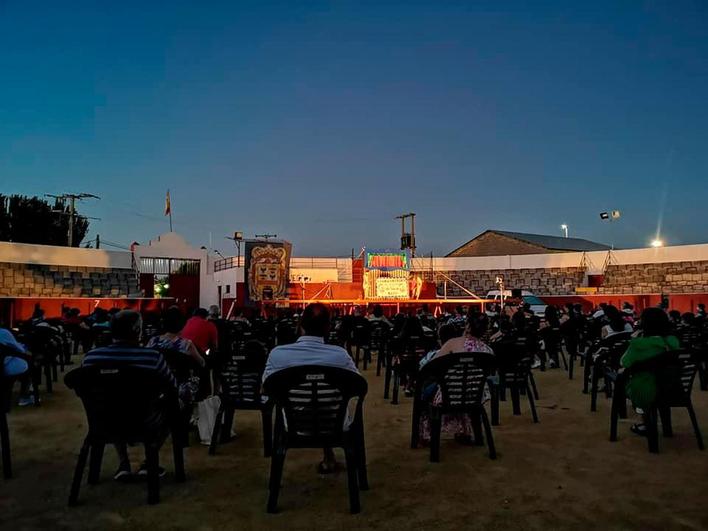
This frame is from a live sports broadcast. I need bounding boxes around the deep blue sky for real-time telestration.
[1,1,707,256]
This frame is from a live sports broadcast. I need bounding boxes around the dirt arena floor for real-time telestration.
[2,358,707,531]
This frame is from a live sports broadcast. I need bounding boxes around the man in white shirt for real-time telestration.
[262,303,358,473]
[263,304,358,381]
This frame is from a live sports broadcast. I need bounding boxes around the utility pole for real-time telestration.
[46,193,100,246]
[395,212,416,257]
[225,231,244,265]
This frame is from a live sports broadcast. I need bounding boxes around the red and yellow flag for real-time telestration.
[164,190,171,216]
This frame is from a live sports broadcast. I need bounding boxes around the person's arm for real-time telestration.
[339,348,359,373]
[262,351,277,384]
[155,354,178,390]
[437,337,458,356]
[620,341,641,369]
[185,339,206,367]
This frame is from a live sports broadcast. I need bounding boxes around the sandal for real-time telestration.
[316,461,344,475]
[630,423,647,437]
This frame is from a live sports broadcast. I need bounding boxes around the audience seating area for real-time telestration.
[1,304,707,525]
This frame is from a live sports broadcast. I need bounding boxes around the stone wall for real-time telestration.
[0,262,140,298]
[430,267,585,296]
[429,260,708,297]
[598,261,708,294]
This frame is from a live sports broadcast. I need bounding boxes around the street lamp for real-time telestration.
[561,224,568,238]
[651,239,664,248]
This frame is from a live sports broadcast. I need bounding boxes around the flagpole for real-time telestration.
[166,189,173,232]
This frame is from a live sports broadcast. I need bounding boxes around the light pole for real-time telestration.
[395,212,416,256]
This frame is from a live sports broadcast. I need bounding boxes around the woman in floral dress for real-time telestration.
[419,312,494,445]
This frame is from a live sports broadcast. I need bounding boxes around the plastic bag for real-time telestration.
[197,395,221,444]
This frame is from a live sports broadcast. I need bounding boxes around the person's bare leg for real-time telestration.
[318,447,339,473]
[114,443,131,479]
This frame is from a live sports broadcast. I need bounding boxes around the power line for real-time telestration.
[46,192,101,247]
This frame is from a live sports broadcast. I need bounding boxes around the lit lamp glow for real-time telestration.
[651,239,664,248]
[561,224,568,238]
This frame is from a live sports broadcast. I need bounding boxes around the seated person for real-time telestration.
[263,303,358,474]
[367,304,392,328]
[82,310,178,480]
[181,308,219,355]
[147,306,205,405]
[0,326,29,377]
[620,307,679,436]
[601,305,633,339]
[419,312,494,445]
[419,323,459,369]
[0,325,35,406]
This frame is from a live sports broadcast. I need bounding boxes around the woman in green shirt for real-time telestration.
[620,307,679,435]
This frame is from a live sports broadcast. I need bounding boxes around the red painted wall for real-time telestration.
[0,297,171,327]
[542,293,708,314]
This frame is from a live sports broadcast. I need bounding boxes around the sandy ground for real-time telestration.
[1,358,707,531]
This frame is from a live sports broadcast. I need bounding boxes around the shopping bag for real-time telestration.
[197,395,221,444]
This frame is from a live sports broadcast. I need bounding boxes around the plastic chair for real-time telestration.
[209,340,272,457]
[410,352,497,461]
[610,349,704,453]
[65,365,185,506]
[263,366,368,514]
[587,333,631,412]
[490,340,539,425]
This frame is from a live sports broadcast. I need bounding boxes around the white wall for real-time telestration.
[0,240,132,268]
[410,243,708,275]
[133,232,216,308]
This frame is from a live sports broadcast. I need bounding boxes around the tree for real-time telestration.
[0,194,90,247]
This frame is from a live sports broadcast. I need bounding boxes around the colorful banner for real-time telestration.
[244,241,292,302]
[363,249,410,271]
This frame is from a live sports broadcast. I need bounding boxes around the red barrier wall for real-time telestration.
[542,293,708,314]
[0,297,171,327]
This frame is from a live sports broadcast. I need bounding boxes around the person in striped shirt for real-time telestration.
[82,310,177,481]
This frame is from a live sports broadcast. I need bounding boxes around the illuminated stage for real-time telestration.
[266,297,495,315]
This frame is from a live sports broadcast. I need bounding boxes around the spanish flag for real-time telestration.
[164,190,171,216]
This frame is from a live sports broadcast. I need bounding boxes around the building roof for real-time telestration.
[492,230,612,251]
[447,229,611,256]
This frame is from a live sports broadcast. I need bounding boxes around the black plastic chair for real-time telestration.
[385,336,430,405]
[587,333,632,412]
[263,366,368,514]
[22,325,62,397]
[209,340,272,456]
[677,327,707,391]
[155,347,202,447]
[65,365,185,505]
[541,327,567,371]
[490,340,539,425]
[369,322,390,376]
[350,322,372,370]
[610,349,704,453]
[411,352,497,461]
